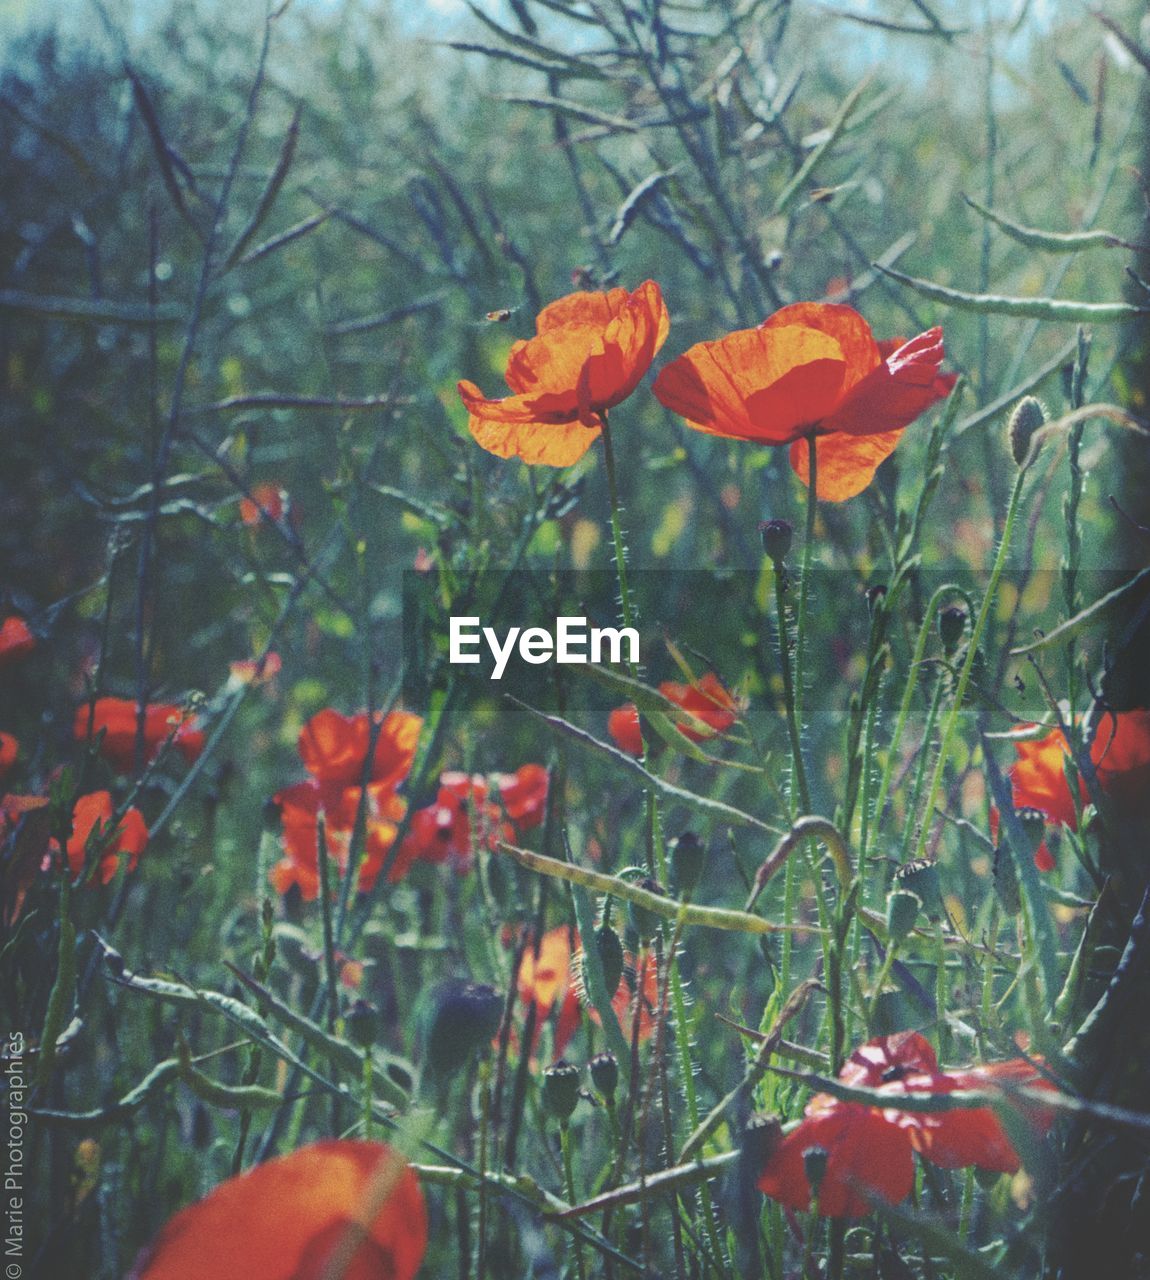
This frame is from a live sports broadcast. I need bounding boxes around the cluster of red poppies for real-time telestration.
[268,706,549,897]
[458,283,956,503]
[607,670,739,756]
[757,1031,1056,1218]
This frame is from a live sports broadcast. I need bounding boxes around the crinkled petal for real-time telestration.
[460,382,603,465]
[820,327,956,437]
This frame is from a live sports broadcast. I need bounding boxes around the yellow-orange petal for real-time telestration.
[653,325,847,444]
[788,429,905,502]
[460,386,602,466]
[129,1140,427,1280]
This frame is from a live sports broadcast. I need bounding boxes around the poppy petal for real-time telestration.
[759,301,882,395]
[459,382,603,466]
[129,1140,426,1280]
[788,429,905,502]
[820,327,955,438]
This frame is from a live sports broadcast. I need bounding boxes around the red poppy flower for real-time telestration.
[269,779,407,900]
[757,1101,915,1218]
[298,709,422,793]
[0,733,17,783]
[494,763,549,830]
[757,1034,1057,1218]
[608,672,738,756]
[229,651,282,686]
[652,303,955,501]
[394,773,508,877]
[128,1140,426,1280]
[240,482,288,527]
[458,281,670,466]
[66,791,149,884]
[0,616,36,669]
[608,703,644,755]
[74,698,204,774]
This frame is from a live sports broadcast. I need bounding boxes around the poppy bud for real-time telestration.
[1008,396,1047,468]
[802,1145,829,1199]
[584,923,625,1000]
[346,999,380,1049]
[992,838,1021,916]
[670,831,706,898]
[758,519,793,565]
[740,1112,783,1186]
[938,605,967,655]
[629,878,666,942]
[885,888,921,942]
[894,858,943,921]
[589,1051,619,1100]
[542,1059,581,1122]
[426,981,503,1075]
[865,583,888,615]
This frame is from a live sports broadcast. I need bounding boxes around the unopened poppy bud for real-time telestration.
[938,605,967,655]
[426,981,503,1075]
[741,1112,783,1177]
[758,519,793,565]
[894,858,943,921]
[885,888,921,942]
[585,923,625,999]
[1016,807,1047,856]
[802,1145,830,1198]
[346,999,380,1049]
[542,1059,581,1122]
[670,831,706,897]
[589,1051,619,1100]
[1008,396,1046,468]
[629,878,666,941]
[992,838,1021,916]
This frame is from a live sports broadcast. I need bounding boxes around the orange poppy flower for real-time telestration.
[229,651,282,686]
[1005,709,1150,868]
[652,303,955,501]
[269,779,407,900]
[298,708,422,793]
[74,697,204,774]
[240,482,288,527]
[757,1033,1056,1218]
[66,791,149,884]
[0,733,17,783]
[458,280,670,466]
[0,616,36,668]
[128,1140,426,1280]
[517,924,573,1017]
[608,672,738,756]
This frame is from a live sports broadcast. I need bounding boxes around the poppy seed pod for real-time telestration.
[426,981,503,1075]
[758,518,794,564]
[742,1112,784,1173]
[1008,396,1047,468]
[542,1059,581,1122]
[346,999,380,1049]
[938,605,967,655]
[802,1145,830,1199]
[589,1051,619,1100]
[992,838,1022,916]
[671,831,706,897]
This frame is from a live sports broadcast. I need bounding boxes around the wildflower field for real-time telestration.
[4,1,1150,1277]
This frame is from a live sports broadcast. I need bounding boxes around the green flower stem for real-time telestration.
[560,1122,587,1280]
[910,466,1027,866]
[599,412,637,648]
[901,673,946,864]
[793,432,818,745]
[315,816,340,1031]
[477,1056,492,1280]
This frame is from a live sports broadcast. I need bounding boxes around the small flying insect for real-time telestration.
[484,307,518,323]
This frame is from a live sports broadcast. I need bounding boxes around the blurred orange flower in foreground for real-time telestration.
[128,1140,426,1280]
[74,697,204,775]
[66,791,149,884]
[608,671,738,756]
[458,281,670,466]
[0,616,36,668]
[653,302,955,501]
[240,482,288,527]
[757,1032,1055,1218]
